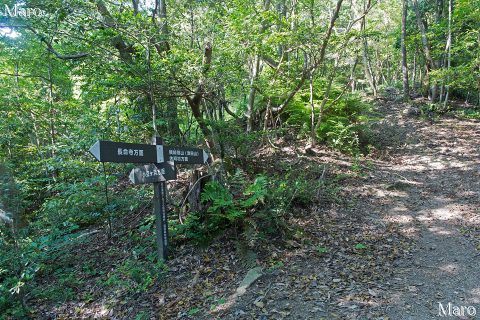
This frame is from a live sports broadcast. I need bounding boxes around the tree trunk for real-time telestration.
[309,71,315,144]
[443,0,452,108]
[401,0,409,99]
[271,0,344,114]
[413,0,437,101]
[246,0,271,132]
[246,56,260,132]
[361,9,377,97]
[132,0,138,15]
[153,0,180,139]
[412,53,417,89]
[186,43,216,158]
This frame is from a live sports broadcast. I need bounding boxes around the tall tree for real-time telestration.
[401,0,409,99]
[443,0,453,107]
[413,0,437,101]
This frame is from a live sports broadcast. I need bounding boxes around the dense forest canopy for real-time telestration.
[0,0,479,318]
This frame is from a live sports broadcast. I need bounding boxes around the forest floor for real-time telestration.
[213,98,480,320]
[30,96,480,320]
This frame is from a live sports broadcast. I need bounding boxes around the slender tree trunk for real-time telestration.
[47,64,56,157]
[311,53,357,147]
[246,0,271,132]
[277,0,287,57]
[186,43,216,157]
[155,0,180,139]
[132,0,138,15]
[443,0,453,108]
[412,54,417,89]
[271,0,344,114]
[401,0,409,99]
[309,71,315,144]
[146,47,158,134]
[420,61,425,93]
[154,0,169,53]
[361,3,377,97]
[246,56,260,132]
[413,0,437,101]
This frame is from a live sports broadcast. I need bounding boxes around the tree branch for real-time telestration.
[271,0,345,114]
[0,72,49,81]
[1,25,88,60]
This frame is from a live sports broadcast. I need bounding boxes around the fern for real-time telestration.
[241,175,268,208]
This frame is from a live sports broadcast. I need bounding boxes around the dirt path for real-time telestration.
[378,108,480,319]
[220,102,480,320]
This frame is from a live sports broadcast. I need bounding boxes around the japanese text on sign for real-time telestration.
[117,148,144,157]
[143,168,165,178]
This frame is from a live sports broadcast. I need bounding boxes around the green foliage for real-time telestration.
[316,246,328,254]
[355,243,367,250]
[188,307,201,316]
[104,259,166,293]
[174,171,324,246]
[176,174,268,243]
[454,108,480,120]
[284,85,371,154]
[0,0,477,316]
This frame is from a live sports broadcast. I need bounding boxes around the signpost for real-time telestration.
[89,138,210,262]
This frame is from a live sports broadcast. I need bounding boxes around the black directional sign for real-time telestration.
[88,137,211,262]
[164,146,209,164]
[89,140,162,163]
[129,162,176,184]
[89,140,209,165]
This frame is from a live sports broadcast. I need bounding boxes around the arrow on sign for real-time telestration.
[129,162,176,184]
[89,140,164,163]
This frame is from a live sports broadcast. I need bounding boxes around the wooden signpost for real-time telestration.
[89,137,209,261]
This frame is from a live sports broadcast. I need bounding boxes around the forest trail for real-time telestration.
[222,100,480,320]
[378,102,480,319]
[19,98,480,320]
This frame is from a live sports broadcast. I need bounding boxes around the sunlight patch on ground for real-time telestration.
[430,207,461,221]
[438,263,460,274]
[416,204,462,222]
[52,301,112,318]
[469,288,480,304]
[427,226,453,235]
[388,214,413,224]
